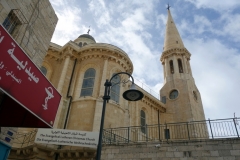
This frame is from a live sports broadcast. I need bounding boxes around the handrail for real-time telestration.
[11,118,240,147]
[103,118,240,144]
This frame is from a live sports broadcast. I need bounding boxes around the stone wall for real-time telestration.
[0,0,58,67]
[101,139,240,160]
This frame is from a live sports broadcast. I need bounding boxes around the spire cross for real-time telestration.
[167,3,171,10]
[87,26,90,34]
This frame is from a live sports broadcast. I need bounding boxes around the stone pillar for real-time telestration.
[187,59,193,76]
[162,62,166,83]
[182,55,188,74]
[54,49,72,128]
[164,58,169,80]
[92,57,108,131]
[173,55,179,77]
[57,55,71,93]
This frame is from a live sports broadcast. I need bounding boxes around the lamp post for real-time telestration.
[96,72,144,160]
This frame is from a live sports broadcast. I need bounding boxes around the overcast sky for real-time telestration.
[49,0,240,121]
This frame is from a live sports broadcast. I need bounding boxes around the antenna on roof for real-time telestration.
[87,26,90,34]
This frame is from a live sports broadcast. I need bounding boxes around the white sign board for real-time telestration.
[35,129,99,148]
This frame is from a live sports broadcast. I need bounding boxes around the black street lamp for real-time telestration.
[96,72,144,160]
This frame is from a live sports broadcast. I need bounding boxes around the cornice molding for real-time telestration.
[141,94,166,113]
[46,43,133,73]
[160,47,191,62]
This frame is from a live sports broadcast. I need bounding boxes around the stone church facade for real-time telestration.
[8,8,208,159]
[41,9,205,132]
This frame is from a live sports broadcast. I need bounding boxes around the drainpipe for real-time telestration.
[158,110,160,141]
[55,58,77,160]
[64,58,77,129]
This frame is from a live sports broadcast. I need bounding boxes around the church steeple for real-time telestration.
[159,6,206,123]
[163,8,184,51]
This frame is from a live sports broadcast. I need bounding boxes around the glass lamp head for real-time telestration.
[123,83,144,101]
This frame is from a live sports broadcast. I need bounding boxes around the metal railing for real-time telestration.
[103,118,240,144]
[11,118,240,147]
[134,78,160,100]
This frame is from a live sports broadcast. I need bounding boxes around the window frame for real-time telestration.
[2,10,22,34]
[169,60,174,74]
[169,90,178,99]
[140,110,146,134]
[178,59,183,73]
[80,68,96,97]
[110,74,120,103]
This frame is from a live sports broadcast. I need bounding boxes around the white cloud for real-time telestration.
[156,14,167,31]
[193,15,211,34]
[185,38,240,119]
[49,0,240,120]
[89,0,111,27]
[50,4,82,45]
[49,0,65,7]
[185,0,240,11]
[86,0,161,84]
[222,14,240,42]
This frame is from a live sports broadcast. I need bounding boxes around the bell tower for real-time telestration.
[160,8,205,123]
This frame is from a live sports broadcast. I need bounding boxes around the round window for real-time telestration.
[169,90,178,99]
[193,91,197,100]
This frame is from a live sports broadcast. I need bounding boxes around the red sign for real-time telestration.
[0,25,61,128]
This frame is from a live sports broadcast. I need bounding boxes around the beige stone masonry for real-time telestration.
[101,139,240,160]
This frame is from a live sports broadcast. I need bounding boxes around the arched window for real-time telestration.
[83,42,87,46]
[40,66,47,76]
[169,60,174,74]
[110,74,120,103]
[79,42,82,47]
[141,110,146,134]
[80,68,96,97]
[178,59,183,73]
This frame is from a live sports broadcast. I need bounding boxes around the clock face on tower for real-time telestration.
[169,90,178,99]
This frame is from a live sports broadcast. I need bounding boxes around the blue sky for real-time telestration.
[49,0,240,121]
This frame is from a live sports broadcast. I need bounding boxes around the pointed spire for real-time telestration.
[163,8,185,51]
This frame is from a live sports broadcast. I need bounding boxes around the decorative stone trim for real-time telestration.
[160,47,191,62]
[46,42,133,73]
[141,94,166,113]
[10,144,96,159]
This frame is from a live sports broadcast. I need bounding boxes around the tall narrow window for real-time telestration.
[80,68,96,96]
[40,66,47,76]
[141,110,146,134]
[110,74,120,103]
[169,60,174,74]
[178,59,183,73]
[2,10,21,34]
[161,96,166,104]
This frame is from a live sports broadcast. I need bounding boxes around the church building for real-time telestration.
[9,8,206,159]
[42,8,205,131]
